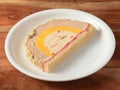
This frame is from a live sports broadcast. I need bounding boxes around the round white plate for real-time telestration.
[5,9,115,81]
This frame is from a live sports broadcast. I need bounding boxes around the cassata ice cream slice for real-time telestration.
[25,19,96,72]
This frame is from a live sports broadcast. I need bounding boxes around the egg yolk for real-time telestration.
[36,26,82,56]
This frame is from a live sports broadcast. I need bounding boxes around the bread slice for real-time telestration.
[25,19,96,73]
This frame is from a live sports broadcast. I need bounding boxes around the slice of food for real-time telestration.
[25,19,96,73]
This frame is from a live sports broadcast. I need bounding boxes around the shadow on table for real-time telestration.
[41,72,119,90]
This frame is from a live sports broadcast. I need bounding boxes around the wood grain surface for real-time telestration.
[0,0,120,90]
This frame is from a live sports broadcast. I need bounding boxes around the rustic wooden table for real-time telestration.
[0,0,120,90]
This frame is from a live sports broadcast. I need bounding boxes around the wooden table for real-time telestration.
[0,0,120,90]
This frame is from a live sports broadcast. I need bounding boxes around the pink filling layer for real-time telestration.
[41,24,90,72]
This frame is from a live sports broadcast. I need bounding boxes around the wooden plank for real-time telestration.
[0,33,7,49]
[0,4,48,26]
[23,0,120,2]
[0,1,120,11]
[0,26,12,32]
[0,3,120,32]
[0,68,120,89]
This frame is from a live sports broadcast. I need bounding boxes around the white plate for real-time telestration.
[5,9,115,81]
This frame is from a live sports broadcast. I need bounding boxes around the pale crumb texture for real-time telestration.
[44,25,96,72]
[45,31,76,54]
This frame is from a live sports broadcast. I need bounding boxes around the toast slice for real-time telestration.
[25,19,96,73]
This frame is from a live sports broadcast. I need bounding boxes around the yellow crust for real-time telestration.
[25,31,42,69]
[25,46,41,68]
[44,25,96,72]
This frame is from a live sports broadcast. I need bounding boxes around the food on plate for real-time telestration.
[25,19,96,72]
